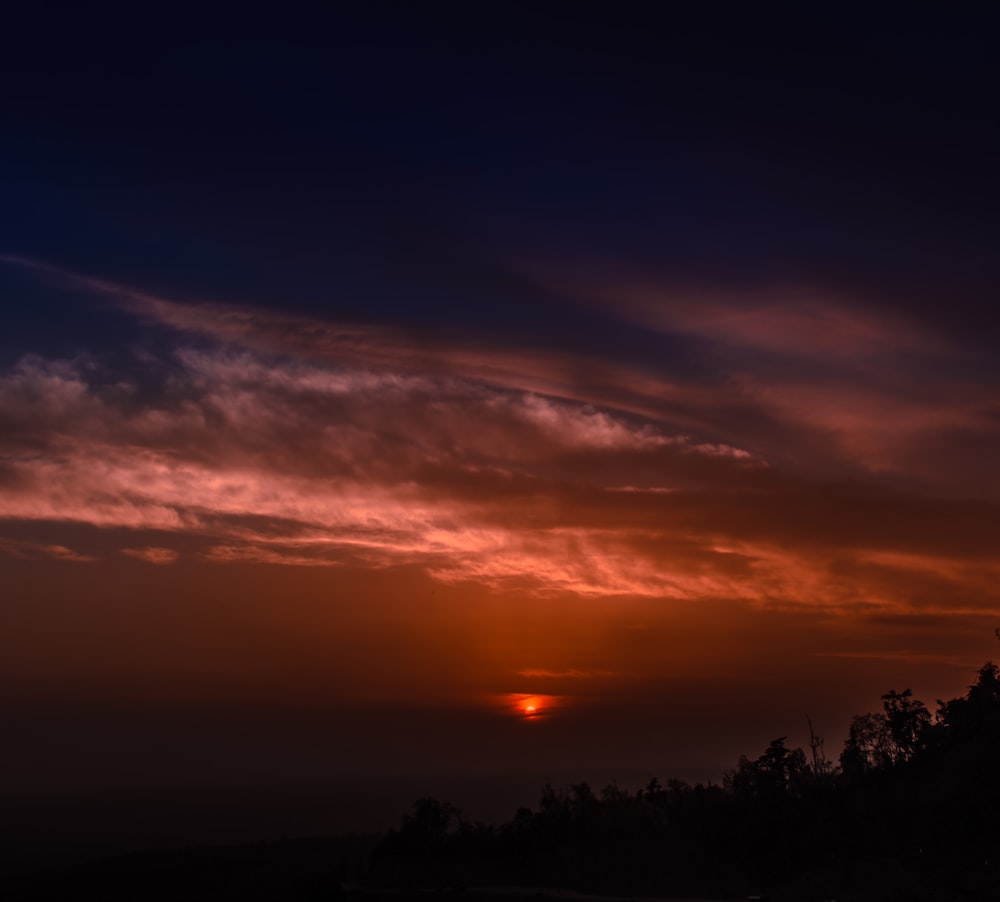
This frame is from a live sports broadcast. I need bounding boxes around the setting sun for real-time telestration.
[494,693,565,721]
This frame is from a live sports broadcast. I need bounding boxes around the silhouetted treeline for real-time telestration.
[372,662,1000,900]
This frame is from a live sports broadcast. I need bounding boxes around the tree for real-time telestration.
[841,711,894,774]
[840,689,931,774]
[398,797,463,848]
[880,688,930,763]
[937,662,1000,740]
[725,737,807,799]
[806,714,834,777]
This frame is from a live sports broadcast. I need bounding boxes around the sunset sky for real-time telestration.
[2,8,998,841]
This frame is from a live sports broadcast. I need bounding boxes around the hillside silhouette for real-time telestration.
[8,661,1000,901]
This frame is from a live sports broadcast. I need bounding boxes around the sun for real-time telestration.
[495,692,558,721]
[521,697,542,719]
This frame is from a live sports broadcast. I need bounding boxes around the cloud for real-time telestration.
[1,257,998,614]
[0,536,96,562]
[516,668,620,679]
[0,256,752,438]
[36,544,96,563]
[529,262,943,359]
[121,546,180,565]
[0,348,766,595]
[528,264,1000,487]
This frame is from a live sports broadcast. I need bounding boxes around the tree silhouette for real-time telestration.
[936,661,1000,741]
[726,736,807,799]
[841,710,893,773]
[880,688,930,763]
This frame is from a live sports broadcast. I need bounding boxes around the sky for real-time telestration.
[2,6,999,843]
